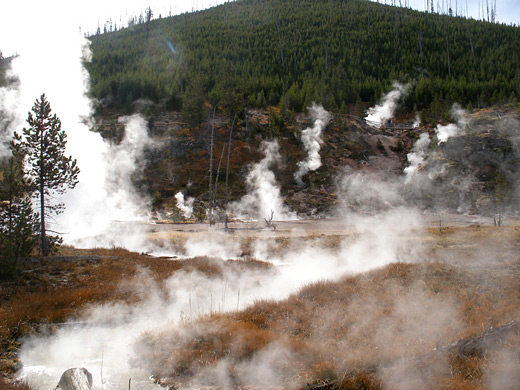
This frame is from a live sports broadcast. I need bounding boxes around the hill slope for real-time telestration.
[87,0,520,115]
[92,105,520,219]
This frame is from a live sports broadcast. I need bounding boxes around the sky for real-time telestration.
[406,0,519,24]
[1,0,518,57]
[0,0,228,56]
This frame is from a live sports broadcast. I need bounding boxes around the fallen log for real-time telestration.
[449,320,519,357]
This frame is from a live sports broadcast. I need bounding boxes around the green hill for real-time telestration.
[86,0,520,117]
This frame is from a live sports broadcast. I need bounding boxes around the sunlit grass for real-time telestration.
[132,232,520,389]
[1,226,519,389]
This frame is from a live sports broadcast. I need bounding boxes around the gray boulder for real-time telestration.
[56,368,93,390]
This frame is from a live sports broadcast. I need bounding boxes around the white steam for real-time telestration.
[0,9,157,251]
[59,114,156,250]
[175,192,194,219]
[18,206,426,389]
[230,140,295,221]
[294,104,331,185]
[336,169,405,212]
[0,7,93,161]
[365,82,410,127]
[435,103,467,143]
[404,132,431,182]
[0,85,20,160]
[184,231,242,259]
[17,156,428,389]
[484,348,520,390]
[413,112,421,128]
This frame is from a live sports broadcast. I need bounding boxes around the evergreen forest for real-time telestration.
[86,0,520,119]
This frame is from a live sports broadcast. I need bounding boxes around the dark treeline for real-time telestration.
[86,0,520,118]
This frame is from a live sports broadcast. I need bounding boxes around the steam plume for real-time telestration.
[18,204,427,388]
[404,132,431,182]
[58,114,156,250]
[175,191,194,219]
[294,104,331,185]
[435,103,467,143]
[365,82,410,127]
[230,140,295,220]
[0,13,158,251]
[0,85,20,160]
[413,112,421,128]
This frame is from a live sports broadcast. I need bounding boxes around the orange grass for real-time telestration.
[2,226,520,389]
[0,378,33,390]
[0,249,270,381]
[134,246,520,389]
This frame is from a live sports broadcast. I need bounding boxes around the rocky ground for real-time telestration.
[93,105,520,219]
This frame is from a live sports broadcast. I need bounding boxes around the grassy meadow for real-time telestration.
[0,224,519,389]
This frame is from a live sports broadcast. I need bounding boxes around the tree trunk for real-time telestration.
[224,122,234,230]
[214,143,226,204]
[40,147,47,256]
[225,123,234,205]
[209,107,216,227]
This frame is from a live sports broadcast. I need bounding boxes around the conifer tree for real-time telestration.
[0,155,36,278]
[181,74,206,130]
[12,94,79,256]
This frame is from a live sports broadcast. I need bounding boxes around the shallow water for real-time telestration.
[17,320,163,390]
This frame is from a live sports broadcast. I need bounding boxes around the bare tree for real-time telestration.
[264,210,276,231]
[208,106,216,227]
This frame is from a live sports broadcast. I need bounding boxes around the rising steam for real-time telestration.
[3,4,519,389]
[0,85,20,160]
[230,140,295,221]
[404,132,431,182]
[175,191,194,219]
[0,17,158,251]
[18,205,426,389]
[294,104,331,186]
[59,113,156,250]
[364,82,410,126]
[435,103,467,143]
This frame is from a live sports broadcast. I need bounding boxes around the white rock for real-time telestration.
[56,368,93,390]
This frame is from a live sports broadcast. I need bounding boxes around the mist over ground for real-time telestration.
[0,9,519,390]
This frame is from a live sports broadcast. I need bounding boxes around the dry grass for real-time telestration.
[1,226,519,389]
[0,248,270,381]
[132,225,520,389]
[0,378,33,390]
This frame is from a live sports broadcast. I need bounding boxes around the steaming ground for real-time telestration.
[15,210,520,390]
[11,88,520,389]
[15,211,420,389]
[5,77,519,388]
[1,24,519,388]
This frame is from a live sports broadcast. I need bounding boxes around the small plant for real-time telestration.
[390,140,404,152]
[376,138,385,152]
[151,191,164,210]
[193,206,207,223]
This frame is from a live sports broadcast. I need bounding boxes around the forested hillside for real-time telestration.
[86,0,520,119]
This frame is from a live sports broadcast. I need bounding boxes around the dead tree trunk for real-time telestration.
[224,122,234,229]
[209,106,216,227]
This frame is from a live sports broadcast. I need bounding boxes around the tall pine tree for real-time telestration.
[12,94,80,256]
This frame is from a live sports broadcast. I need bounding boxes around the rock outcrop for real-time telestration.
[56,368,93,390]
